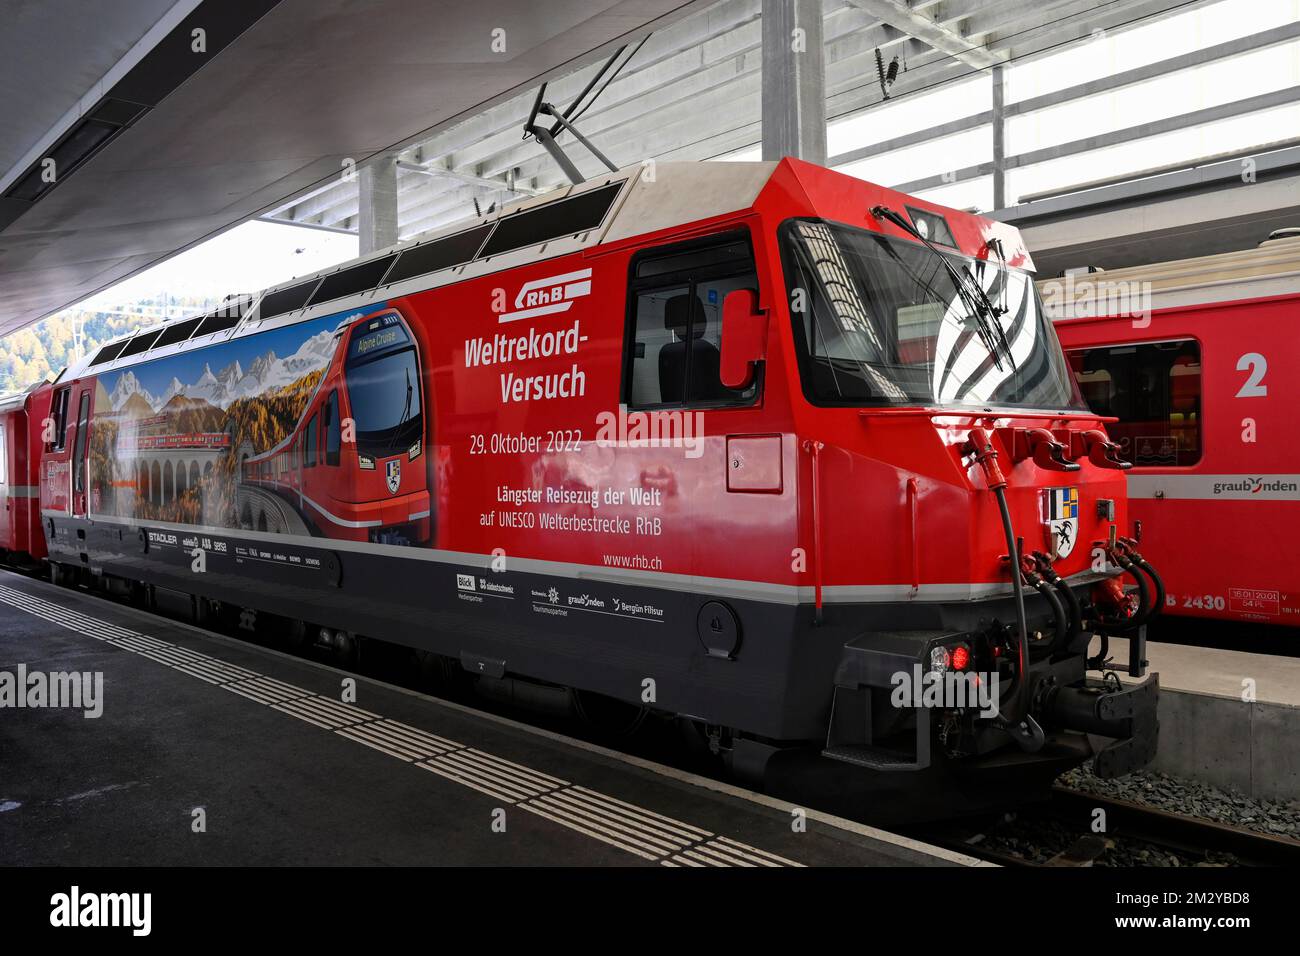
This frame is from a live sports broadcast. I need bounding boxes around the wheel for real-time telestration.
[332,630,362,670]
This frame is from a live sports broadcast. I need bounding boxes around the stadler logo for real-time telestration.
[1212,477,1300,496]
[499,268,592,323]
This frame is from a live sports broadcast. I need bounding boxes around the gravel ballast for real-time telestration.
[1058,766,1300,840]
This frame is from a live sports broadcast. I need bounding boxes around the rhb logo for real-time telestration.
[500,268,592,324]
[385,458,401,495]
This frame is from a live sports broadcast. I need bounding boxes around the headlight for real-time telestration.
[928,645,950,674]
[358,455,375,470]
[408,440,421,461]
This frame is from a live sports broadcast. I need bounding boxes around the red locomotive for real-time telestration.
[5,158,1161,820]
[1047,231,1300,626]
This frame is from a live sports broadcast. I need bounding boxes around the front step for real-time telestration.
[823,683,931,772]
[822,743,925,771]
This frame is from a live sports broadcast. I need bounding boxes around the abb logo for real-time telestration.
[500,268,592,323]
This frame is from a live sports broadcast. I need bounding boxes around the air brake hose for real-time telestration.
[1096,549,1151,631]
[1089,632,1111,671]
[1114,547,1154,628]
[992,486,1029,724]
[966,426,1031,727]
[1120,538,1166,623]
[1022,564,1069,655]
[1133,557,1166,621]
[1033,552,1083,651]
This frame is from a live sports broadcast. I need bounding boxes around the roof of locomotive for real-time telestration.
[1040,233,1300,319]
[0,379,45,414]
[64,158,1029,381]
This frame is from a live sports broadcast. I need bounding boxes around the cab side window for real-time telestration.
[47,387,70,451]
[625,234,760,409]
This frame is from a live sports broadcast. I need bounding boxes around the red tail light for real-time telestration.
[951,645,971,671]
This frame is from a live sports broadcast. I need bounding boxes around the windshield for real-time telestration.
[345,347,422,456]
[781,219,1086,410]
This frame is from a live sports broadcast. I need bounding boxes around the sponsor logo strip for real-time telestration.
[0,582,800,867]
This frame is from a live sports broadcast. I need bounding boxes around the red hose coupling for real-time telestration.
[965,426,1007,489]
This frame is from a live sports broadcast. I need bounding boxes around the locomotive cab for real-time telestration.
[745,162,1161,807]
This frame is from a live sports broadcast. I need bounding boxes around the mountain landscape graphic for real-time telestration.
[107,330,336,414]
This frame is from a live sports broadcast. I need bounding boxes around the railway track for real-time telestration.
[1045,787,1300,866]
[923,786,1300,867]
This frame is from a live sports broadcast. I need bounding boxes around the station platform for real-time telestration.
[1109,635,1300,801]
[0,573,977,867]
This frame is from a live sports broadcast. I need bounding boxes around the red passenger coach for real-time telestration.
[25,158,1163,820]
[1046,232,1300,625]
[0,383,49,564]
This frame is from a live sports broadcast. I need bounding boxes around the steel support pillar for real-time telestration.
[992,64,1006,209]
[761,0,826,165]
[358,157,399,255]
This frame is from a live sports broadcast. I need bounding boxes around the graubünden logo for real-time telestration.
[1212,477,1300,496]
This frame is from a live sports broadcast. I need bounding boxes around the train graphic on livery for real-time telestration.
[0,159,1170,821]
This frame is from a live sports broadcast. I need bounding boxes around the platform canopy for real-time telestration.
[2,0,1277,337]
[0,0,709,337]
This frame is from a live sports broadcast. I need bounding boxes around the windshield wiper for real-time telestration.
[383,367,414,457]
[973,236,1014,359]
[870,205,1014,371]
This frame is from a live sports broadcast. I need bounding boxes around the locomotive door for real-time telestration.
[69,388,91,518]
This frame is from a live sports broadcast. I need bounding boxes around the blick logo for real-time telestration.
[499,269,592,323]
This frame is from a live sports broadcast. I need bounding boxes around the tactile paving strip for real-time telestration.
[0,582,801,867]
